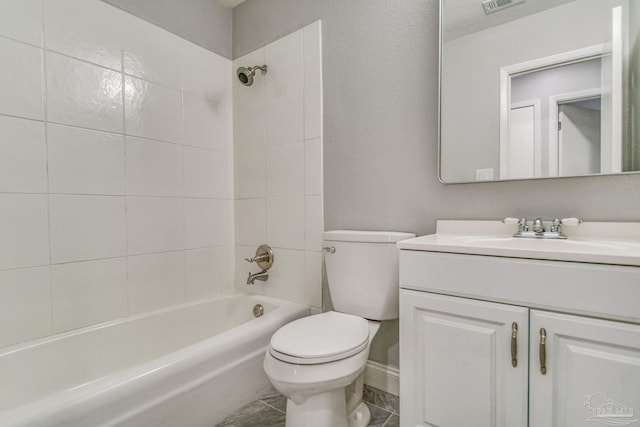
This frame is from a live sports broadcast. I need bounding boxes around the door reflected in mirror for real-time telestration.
[439,0,639,183]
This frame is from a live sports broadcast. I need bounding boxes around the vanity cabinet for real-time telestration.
[398,230,640,427]
[400,290,640,427]
[399,290,529,427]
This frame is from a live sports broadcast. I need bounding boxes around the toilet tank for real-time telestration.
[324,230,416,320]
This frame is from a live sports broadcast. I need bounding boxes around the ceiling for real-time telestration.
[443,0,576,41]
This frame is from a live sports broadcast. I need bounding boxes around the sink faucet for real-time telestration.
[503,217,582,239]
[247,269,269,285]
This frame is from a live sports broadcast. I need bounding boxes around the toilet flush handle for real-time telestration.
[323,246,336,254]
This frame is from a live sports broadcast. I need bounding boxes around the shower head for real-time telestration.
[236,65,268,86]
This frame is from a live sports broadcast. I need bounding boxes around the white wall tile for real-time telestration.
[124,76,183,143]
[0,195,49,270]
[235,199,266,246]
[233,99,265,152]
[0,116,46,193]
[126,197,184,255]
[184,147,228,198]
[266,196,305,249]
[49,195,126,264]
[264,248,306,305]
[265,93,304,146]
[0,0,43,46]
[305,195,324,251]
[44,0,123,70]
[305,251,322,308]
[126,137,183,197]
[304,21,322,140]
[265,30,304,101]
[185,198,229,249]
[266,142,304,196]
[182,40,230,99]
[183,92,229,151]
[48,124,125,195]
[0,267,50,347]
[234,149,265,199]
[185,246,232,300]
[123,14,181,88]
[265,30,304,146]
[305,138,322,195]
[0,37,43,120]
[46,52,123,133]
[128,252,184,314]
[51,258,127,333]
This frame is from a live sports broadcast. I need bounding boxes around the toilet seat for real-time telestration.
[269,311,370,365]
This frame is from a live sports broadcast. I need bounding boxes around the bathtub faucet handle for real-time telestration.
[244,244,274,270]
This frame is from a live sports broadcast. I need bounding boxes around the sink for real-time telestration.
[447,235,636,252]
[398,220,640,266]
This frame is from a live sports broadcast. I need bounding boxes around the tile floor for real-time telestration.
[215,386,399,427]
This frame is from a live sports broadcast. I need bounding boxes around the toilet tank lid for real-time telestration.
[324,230,416,243]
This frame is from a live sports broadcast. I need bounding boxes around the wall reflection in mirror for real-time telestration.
[439,0,640,182]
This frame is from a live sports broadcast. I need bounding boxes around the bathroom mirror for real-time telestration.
[439,0,640,183]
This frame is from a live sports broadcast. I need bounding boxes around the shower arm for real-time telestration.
[250,65,268,74]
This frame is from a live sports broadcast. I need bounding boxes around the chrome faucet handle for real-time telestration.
[532,217,545,234]
[503,217,528,233]
[550,218,561,233]
[502,217,520,225]
[560,218,583,227]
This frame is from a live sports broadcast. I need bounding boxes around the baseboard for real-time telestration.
[363,360,399,396]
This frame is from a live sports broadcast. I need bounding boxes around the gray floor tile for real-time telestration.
[365,402,393,427]
[384,414,400,427]
[363,385,400,414]
[259,393,287,413]
[215,400,285,427]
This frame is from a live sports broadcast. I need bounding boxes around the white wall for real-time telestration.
[233,22,324,310]
[441,0,623,182]
[0,0,234,348]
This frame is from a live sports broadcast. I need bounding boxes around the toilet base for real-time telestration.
[284,390,370,427]
[285,388,348,427]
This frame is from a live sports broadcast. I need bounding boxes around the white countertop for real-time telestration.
[397,220,640,266]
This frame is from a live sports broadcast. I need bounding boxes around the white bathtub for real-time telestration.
[0,294,308,427]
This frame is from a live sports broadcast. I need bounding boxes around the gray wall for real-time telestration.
[234,0,640,369]
[103,0,233,58]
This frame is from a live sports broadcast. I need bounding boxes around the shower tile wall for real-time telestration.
[0,0,234,348]
[234,22,323,309]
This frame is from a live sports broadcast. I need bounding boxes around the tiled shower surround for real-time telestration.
[233,22,323,310]
[0,0,237,348]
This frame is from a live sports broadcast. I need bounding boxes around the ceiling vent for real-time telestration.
[481,0,525,14]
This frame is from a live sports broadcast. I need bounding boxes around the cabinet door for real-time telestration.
[400,290,528,427]
[530,310,640,427]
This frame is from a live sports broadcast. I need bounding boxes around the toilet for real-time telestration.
[263,230,415,427]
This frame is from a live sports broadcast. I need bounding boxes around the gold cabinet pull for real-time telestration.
[539,328,547,375]
[511,322,518,367]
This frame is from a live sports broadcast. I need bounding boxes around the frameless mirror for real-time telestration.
[439,0,640,183]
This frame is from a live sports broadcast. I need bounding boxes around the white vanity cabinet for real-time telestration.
[400,290,529,427]
[400,289,640,427]
[398,221,640,427]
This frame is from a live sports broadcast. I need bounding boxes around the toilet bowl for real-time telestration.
[264,312,381,427]
[263,230,415,427]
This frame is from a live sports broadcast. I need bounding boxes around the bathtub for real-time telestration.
[0,294,308,427]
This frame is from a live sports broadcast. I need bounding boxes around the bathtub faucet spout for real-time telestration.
[247,269,269,285]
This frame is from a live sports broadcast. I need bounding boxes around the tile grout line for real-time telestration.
[258,399,286,415]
